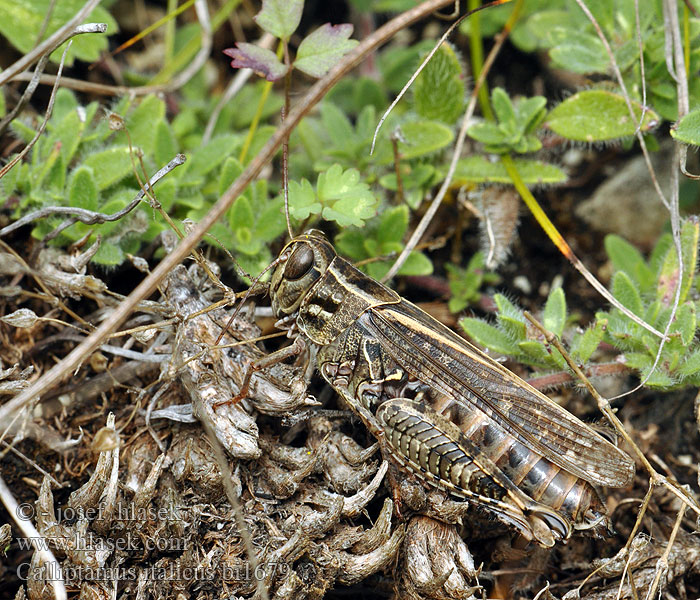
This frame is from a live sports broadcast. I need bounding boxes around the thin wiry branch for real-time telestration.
[0,1,103,86]
[574,0,684,400]
[11,0,212,98]
[0,42,73,181]
[0,473,67,600]
[0,154,187,239]
[0,53,51,137]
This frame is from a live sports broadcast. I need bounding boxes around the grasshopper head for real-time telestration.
[270,230,336,318]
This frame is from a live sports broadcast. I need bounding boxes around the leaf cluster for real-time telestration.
[3,88,287,272]
[461,219,700,390]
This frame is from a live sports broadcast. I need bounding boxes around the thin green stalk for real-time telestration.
[152,0,241,85]
[467,0,493,120]
[683,2,690,78]
[239,41,284,164]
[501,154,665,340]
[165,0,178,63]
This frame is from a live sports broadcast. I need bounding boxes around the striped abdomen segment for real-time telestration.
[375,399,571,544]
[375,399,505,501]
[454,403,603,526]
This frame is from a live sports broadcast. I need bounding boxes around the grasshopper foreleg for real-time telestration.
[214,335,308,409]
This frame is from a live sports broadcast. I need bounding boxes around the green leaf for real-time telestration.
[492,87,516,126]
[413,43,465,125]
[494,294,527,341]
[670,108,700,146]
[322,200,376,228]
[516,96,547,133]
[153,178,176,212]
[548,30,609,73]
[612,271,643,316]
[218,157,244,197]
[183,135,238,181]
[377,205,409,244]
[571,319,606,363]
[399,251,433,276]
[460,317,518,355]
[255,198,286,242]
[517,340,561,369]
[225,81,284,130]
[295,24,358,78]
[379,164,435,191]
[446,253,489,313]
[46,153,65,192]
[254,0,303,40]
[453,156,566,185]
[154,121,178,168]
[0,1,117,66]
[288,179,321,220]
[673,302,696,346]
[604,235,654,292]
[678,349,700,377]
[82,147,133,190]
[68,167,98,211]
[546,91,660,142]
[51,88,78,122]
[377,41,434,93]
[657,218,700,306]
[126,95,166,156]
[229,196,255,231]
[317,165,378,227]
[467,121,508,146]
[397,120,454,159]
[92,242,124,266]
[321,102,356,148]
[48,109,84,166]
[543,287,566,337]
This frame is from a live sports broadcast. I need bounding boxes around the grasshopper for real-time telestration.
[233,230,635,547]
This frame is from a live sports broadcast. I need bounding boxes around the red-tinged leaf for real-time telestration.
[223,44,288,81]
[294,23,358,78]
[255,0,303,40]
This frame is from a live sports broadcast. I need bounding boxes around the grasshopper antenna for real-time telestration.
[214,251,288,346]
[281,106,295,240]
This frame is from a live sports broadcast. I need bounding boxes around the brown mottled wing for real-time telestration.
[363,299,635,487]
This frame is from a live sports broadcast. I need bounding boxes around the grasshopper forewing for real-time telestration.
[254,230,635,547]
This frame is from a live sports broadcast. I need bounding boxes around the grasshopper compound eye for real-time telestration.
[283,243,314,281]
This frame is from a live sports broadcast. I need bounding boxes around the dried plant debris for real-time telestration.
[2,240,700,600]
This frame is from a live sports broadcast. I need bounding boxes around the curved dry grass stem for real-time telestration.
[574,0,685,402]
[0,40,77,181]
[0,0,457,431]
[0,53,51,137]
[0,474,67,600]
[0,155,186,239]
[524,311,700,522]
[644,503,685,600]
[10,0,212,98]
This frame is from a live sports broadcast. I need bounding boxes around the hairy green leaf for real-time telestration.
[543,287,566,338]
[671,108,700,146]
[254,0,303,40]
[546,91,660,142]
[460,317,518,355]
[295,24,358,78]
[413,43,465,125]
